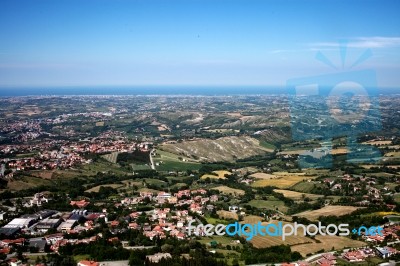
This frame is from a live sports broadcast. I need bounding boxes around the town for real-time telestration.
[0,95,400,266]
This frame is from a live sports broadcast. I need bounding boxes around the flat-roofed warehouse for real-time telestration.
[35,218,62,232]
[0,218,35,237]
[59,220,77,232]
[0,227,21,237]
[3,218,36,229]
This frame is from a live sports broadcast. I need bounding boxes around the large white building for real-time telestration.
[4,218,35,229]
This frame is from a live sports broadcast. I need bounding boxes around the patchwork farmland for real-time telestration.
[295,205,361,220]
[252,172,317,188]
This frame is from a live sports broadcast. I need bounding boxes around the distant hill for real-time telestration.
[254,127,291,144]
[160,136,272,162]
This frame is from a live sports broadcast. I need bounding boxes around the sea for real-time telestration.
[0,86,399,97]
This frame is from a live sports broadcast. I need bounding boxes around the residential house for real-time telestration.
[77,260,100,266]
[146,253,172,263]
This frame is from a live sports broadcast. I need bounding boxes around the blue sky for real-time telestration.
[0,0,399,87]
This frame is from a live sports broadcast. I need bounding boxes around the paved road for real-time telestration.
[22,252,51,256]
[387,240,400,245]
[99,261,129,266]
[120,242,155,250]
[303,251,337,262]
[149,149,156,170]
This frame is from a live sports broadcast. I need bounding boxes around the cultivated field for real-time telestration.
[303,169,331,175]
[102,152,119,164]
[201,174,225,180]
[330,148,348,155]
[201,170,232,180]
[79,161,127,176]
[360,164,376,169]
[31,170,54,179]
[217,210,238,220]
[248,198,288,213]
[252,175,314,188]
[121,180,143,188]
[85,184,123,193]
[361,164,400,170]
[295,205,360,220]
[213,186,245,196]
[249,221,313,248]
[273,189,323,200]
[291,235,365,256]
[273,172,306,176]
[290,181,321,193]
[247,221,365,255]
[155,150,196,163]
[131,164,151,171]
[7,177,52,191]
[198,235,243,248]
[143,178,167,188]
[153,150,200,171]
[361,211,400,217]
[242,215,263,224]
[362,140,392,146]
[138,187,161,194]
[249,173,277,179]
[385,152,400,157]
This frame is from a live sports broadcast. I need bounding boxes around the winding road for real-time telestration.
[149,149,156,170]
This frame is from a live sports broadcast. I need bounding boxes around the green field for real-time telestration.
[248,198,288,213]
[166,175,192,182]
[154,150,201,171]
[144,178,168,188]
[252,174,313,189]
[394,193,400,203]
[170,183,188,189]
[290,181,320,193]
[156,160,201,171]
[198,235,242,247]
[258,140,276,150]
[138,187,161,194]
[85,183,124,193]
[102,152,119,164]
[274,189,323,200]
[7,176,52,191]
[131,164,151,171]
[73,254,90,262]
[79,160,128,175]
[205,216,231,225]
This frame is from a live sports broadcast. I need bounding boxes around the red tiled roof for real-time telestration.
[70,200,90,208]
[0,248,10,254]
[317,259,334,266]
[78,260,100,266]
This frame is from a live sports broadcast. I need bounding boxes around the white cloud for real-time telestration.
[312,37,400,49]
